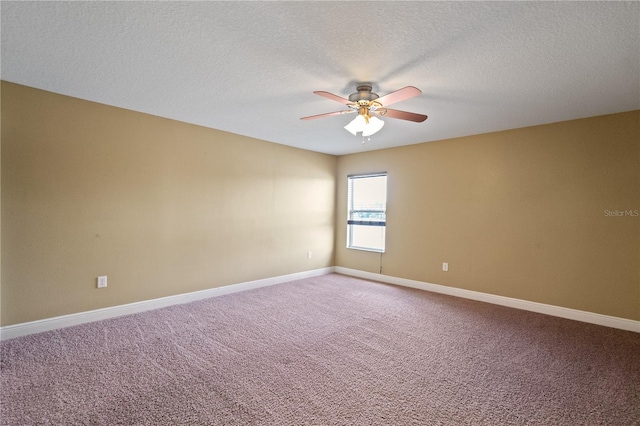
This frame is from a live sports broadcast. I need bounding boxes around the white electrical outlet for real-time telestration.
[442,263,449,272]
[97,276,108,288]
[307,251,312,259]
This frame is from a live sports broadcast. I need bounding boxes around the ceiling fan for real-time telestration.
[301,83,428,137]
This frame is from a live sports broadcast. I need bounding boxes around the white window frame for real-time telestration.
[347,173,387,252]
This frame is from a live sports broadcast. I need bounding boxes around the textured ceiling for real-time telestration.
[2,2,639,155]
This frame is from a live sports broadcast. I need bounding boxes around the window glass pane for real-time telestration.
[350,224,386,251]
[349,175,387,219]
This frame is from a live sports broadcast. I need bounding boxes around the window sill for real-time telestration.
[346,246,385,253]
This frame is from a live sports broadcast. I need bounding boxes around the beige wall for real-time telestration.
[337,111,640,321]
[0,82,3,324]
[1,82,336,326]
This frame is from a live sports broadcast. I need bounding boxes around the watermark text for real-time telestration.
[604,209,639,217]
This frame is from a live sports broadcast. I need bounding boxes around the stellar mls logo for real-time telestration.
[604,209,639,217]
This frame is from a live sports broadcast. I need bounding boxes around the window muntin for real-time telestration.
[347,173,387,252]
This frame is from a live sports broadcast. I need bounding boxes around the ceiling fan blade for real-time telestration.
[300,110,354,121]
[376,86,422,107]
[379,108,428,123]
[313,91,352,105]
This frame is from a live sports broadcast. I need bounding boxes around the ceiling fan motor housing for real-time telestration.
[348,84,380,102]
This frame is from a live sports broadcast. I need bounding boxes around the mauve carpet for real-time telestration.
[1,273,639,425]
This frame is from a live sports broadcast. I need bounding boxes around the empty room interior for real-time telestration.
[1,2,639,425]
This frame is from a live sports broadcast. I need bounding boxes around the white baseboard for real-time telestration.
[335,267,640,333]
[3,266,637,340]
[0,267,335,341]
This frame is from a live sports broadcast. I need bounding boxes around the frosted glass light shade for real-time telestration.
[344,114,384,136]
[362,116,385,137]
[344,114,367,135]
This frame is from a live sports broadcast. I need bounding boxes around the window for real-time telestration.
[347,173,387,252]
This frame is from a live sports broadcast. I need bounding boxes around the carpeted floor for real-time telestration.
[1,273,639,425]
